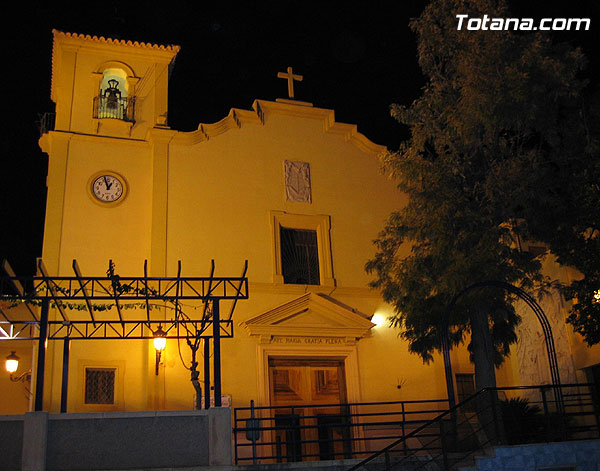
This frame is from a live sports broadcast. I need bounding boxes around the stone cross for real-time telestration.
[277,67,303,99]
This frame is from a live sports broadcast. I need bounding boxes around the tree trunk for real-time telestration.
[470,311,504,446]
[470,311,497,391]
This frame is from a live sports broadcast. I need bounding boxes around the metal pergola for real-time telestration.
[0,258,249,413]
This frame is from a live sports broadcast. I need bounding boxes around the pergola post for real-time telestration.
[204,337,211,409]
[60,338,70,413]
[35,299,49,411]
[213,299,222,407]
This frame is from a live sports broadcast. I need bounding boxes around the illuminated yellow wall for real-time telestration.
[3,29,597,417]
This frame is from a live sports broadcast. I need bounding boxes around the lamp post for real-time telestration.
[153,326,167,375]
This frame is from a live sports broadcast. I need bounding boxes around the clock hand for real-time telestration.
[103,176,113,190]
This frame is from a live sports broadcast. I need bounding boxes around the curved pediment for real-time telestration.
[172,100,387,156]
[240,293,374,341]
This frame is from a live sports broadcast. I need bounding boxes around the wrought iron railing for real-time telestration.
[93,95,135,122]
[233,398,450,464]
[346,384,600,471]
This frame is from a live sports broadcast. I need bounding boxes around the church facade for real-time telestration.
[2,30,600,460]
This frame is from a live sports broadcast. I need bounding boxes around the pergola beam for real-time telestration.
[0,259,246,341]
[108,259,125,328]
[38,259,69,322]
[227,260,248,321]
[143,260,151,322]
[72,260,96,326]
[2,259,38,321]
[0,319,234,341]
[0,258,247,414]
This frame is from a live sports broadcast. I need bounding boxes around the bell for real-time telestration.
[104,79,121,109]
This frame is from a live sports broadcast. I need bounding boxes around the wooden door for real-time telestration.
[268,358,352,461]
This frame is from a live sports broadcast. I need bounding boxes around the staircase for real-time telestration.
[457,439,600,471]
[345,384,600,471]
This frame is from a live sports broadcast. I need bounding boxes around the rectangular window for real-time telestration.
[85,368,116,404]
[270,211,334,286]
[280,227,320,285]
[456,373,476,411]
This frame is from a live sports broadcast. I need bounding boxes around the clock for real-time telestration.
[89,172,127,204]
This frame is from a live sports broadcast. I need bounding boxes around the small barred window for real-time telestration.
[280,227,320,285]
[85,368,116,404]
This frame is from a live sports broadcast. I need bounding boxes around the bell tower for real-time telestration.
[39,31,180,277]
[49,30,179,138]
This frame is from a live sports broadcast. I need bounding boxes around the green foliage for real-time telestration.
[366,0,594,363]
[500,396,570,444]
[500,397,543,445]
[518,91,600,345]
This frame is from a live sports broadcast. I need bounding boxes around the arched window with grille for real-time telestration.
[93,67,136,122]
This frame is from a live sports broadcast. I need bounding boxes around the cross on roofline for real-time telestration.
[277,66,303,99]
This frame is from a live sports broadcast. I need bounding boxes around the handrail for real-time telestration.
[235,398,449,411]
[233,397,450,464]
[346,383,599,471]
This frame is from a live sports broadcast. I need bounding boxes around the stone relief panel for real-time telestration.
[284,160,312,203]
[514,289,577,401]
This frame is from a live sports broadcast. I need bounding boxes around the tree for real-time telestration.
[517,91,600,345]
[365,0,590,391]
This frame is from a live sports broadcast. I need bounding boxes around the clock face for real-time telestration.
[91,174,124,203]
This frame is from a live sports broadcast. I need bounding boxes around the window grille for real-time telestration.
[85,368,116,404]
[280,227,320,285]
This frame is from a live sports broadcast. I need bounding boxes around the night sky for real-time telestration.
[0,1,598,276]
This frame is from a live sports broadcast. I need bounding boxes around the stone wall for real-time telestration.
[0,408,231,471]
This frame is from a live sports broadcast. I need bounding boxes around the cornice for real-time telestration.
[253,100,387,156]
[248,281,382,298]
[39,130,149,150]
[172,108,262,145]
[52,29,180,54]
[172,99,387,156]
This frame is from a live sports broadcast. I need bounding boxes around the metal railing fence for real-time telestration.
[233,398,450,464]
[346,383,599,471]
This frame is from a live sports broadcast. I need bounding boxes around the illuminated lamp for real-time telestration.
[370,313,386,327]
[153,326,167,375]
[5,351,19,374]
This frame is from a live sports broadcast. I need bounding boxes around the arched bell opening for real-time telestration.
[93,66,136,122]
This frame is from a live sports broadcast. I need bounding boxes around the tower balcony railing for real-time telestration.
[93,95,136,122]
[38,112,55,137]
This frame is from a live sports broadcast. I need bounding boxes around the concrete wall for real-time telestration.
[0,416,24,471]
[0,408,231,471]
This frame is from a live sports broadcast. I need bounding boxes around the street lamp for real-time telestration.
[5,351,31,383]
[5,351,19,374]
[153,326,167,375]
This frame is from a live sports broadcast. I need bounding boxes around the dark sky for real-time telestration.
[0,1,598,276]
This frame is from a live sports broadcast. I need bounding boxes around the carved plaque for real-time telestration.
[271,336,346,345]
[284,160,312,203]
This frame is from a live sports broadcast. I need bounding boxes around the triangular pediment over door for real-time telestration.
[240,293,375,345]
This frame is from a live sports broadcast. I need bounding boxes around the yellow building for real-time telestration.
[2,29,600,464]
